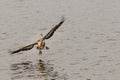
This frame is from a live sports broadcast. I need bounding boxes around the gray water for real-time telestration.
[0,0,120,80]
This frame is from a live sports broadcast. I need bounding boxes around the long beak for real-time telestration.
[39,34,43,39]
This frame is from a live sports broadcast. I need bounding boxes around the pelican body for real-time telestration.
[36,34,49,54]
[11,17,65,54]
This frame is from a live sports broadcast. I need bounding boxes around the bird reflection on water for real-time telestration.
[11,59,66,80]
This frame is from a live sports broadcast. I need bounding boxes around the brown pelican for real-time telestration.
[11,17,65,54]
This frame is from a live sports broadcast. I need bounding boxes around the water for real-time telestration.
[11,59,66,80]
[1,0,120,80]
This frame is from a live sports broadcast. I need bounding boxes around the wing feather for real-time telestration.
[11,43,37,54]
[43,17,65,40]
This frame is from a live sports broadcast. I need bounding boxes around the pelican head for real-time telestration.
[38,34,44,41]
[40,34,43,38]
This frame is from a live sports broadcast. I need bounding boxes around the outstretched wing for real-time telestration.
[43,17,65,40]
[11,43,37,54]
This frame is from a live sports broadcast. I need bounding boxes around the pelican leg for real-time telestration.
[39,50,42,55]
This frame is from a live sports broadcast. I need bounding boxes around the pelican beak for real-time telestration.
[40,34,43,38]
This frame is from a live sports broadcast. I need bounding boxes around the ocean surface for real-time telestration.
[0,0,120,80]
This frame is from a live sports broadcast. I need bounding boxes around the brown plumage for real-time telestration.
[11,43,37,54]
[43,17,65,40]
[11,17,65,54]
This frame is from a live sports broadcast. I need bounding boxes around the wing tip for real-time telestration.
[8,50,16,54]
[11,51,18,54]
[61,16,65,22]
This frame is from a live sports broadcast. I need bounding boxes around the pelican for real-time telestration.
[11,17,65,54]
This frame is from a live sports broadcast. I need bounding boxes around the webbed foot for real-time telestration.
[46,46,49,50]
